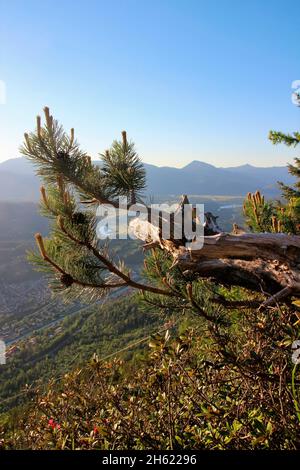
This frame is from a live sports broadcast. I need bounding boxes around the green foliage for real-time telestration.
[21,108,167,303]
[269,130,300,148]
[269,130,300,200]
[243,191,275,232]
[101,132,146,204]
[21,108,145,206]
[243,190,300,234]
[0,296,162,414]
[243,126,300,234]
[291,364,300,424]
[2,256,300,449]
[2,317,300,450]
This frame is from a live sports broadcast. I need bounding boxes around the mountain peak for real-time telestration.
[0,157,33,175]
[182,160,216,170]
[240,164,254,168]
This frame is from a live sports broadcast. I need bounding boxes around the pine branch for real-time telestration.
[34,233,126,290]
[101,130,146,204]
[269,130,300,147]
[56,216,174,297]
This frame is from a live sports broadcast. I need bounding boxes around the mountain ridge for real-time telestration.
[0,157,294,200]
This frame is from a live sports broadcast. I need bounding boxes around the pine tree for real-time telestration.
[269,130,300,200]
[243,119,300,235]
[21,107,170,302]
[100,131,146,205]
[22,107,300,310]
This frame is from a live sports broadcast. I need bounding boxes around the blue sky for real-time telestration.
[0,0,299,167]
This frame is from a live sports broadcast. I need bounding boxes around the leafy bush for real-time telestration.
[2,313,300,449]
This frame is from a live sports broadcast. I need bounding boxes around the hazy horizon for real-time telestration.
[0,154,293,170]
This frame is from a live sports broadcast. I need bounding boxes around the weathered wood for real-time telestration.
[130,216,300,298]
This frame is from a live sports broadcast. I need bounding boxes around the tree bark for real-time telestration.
[130,217,300,298]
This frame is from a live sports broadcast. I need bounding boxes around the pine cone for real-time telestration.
[71,212,87,225]
[60,273,74,287]
[57,151,70,161]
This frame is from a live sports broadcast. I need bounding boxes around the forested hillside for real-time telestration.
[0,295,164,414]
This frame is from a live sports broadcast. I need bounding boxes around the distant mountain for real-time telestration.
[0,157,35,175]
[141,160,294,197]
[0,157,295,201]
[0,201,49,241]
